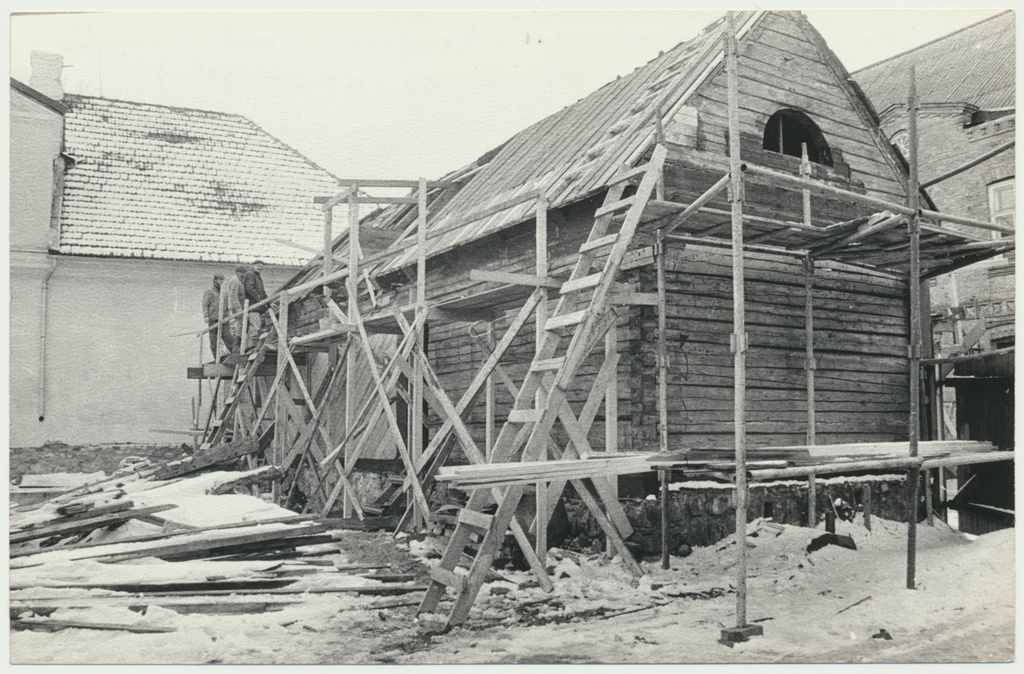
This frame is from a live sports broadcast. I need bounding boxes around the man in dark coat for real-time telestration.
[242,260,268,348]
[202,273,224,361]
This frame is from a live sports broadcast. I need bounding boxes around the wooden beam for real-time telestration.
[804,254,816,446]
[469,269,562,289]
[906,66,922,592]
[330,178,460,189]
[534,194,549,564]
[725,13,750,631]
[919,140,1015,189]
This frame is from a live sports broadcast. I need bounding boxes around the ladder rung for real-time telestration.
[530,356,566,372]
[507,409,544,423]
[430,566,467,592]
[606,164,650,187]
[594,196,635,219]
[457,508,494,532]
[545,310,588,331]
[560,273,603,295]
[579,233,619,254]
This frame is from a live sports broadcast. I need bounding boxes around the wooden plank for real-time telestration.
[470,269,562,289]
[544,310,589,331]
[75,524,328,563]
[12,618,175,634]
[429,566,467,592]
[10,504,177,545]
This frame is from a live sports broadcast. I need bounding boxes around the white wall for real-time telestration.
[10,87,63,256]
[9,255,301,447]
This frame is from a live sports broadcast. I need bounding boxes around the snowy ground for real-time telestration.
[9,480,1016,666]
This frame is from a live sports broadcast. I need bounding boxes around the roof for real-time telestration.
[10,78,67,114]
[283,10,1006,292]
[853,11,1016,114]
[58,94,340,265]
[374,11,762,272]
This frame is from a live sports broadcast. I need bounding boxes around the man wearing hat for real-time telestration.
[202,273,224,361]
[219,265,248,354]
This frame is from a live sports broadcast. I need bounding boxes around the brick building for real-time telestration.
[854,11,1015,355]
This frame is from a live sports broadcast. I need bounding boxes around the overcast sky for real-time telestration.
[9,3,1010,183]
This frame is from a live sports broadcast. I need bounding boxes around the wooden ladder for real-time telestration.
[418,145,667,629]
[202,340,272,449]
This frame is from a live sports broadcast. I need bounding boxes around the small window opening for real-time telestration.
[762,109,833,167]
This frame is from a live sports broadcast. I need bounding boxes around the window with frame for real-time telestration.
[761,109,834,167]
[890,131,910,159]
[988,179,1014,261]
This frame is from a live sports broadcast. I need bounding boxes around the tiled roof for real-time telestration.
[376,11,762,272]
[59,95,340,265]
[853,11,1015,114]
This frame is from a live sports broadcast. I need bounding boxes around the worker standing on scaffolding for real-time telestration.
[243,259,268,349]
[220,265,247,354]
[202,273,224,361]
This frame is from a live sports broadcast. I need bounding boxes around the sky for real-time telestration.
[8,3,1012,183]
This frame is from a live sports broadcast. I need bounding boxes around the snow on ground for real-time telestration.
[9,508,1016,664]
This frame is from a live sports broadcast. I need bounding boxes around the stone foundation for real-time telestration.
[560,475,916,557]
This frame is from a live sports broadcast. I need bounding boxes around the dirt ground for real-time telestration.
[9,443,185,484]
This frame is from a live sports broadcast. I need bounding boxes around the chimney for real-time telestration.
[29,51,64,101]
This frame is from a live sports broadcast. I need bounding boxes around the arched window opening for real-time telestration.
[762,109,833,167]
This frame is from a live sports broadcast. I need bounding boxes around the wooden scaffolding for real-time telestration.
[190,11,1015,638]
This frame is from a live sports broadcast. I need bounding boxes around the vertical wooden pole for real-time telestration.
[605,319,619,558]
[801,145,817,447]
[534,195,549,563]
[807,473,817,527]
[411,178,428,531]
[862,483,872,532]
[240,299,250,354]
[656,230,669,455]
[343,185,360,519]
[660,468,670,570]
[485,325,495,461]
[906,66,922,590]
[725,13,750,629]
[274,293,290,504]
[323,205,334,280]
[804,255,816,446]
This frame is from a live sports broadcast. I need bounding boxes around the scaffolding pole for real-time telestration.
[906,67,922,591]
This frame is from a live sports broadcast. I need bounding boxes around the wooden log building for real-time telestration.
[194,10,1013,633]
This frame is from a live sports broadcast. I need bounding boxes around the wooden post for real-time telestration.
[485,325,495,461]
[906,66,922,590]
[807,473,817,527]
[343,185,360,519]
[240,299,250,355]
[801,145,817,447]
[411,177,429,532]
[920,278,937,528]
[725,14,751,631]
[534,195,549,563]
[274,293,290,504]
[605,319,619,558]
[656,230,669,455]
[323,206,334,278]
[660,468,670,570]
[862,483,872,532]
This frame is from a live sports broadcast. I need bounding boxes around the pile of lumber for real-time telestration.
[9,441,426,634]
